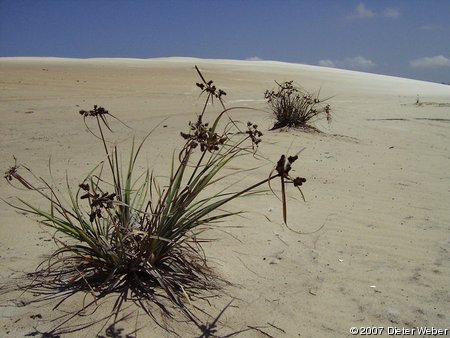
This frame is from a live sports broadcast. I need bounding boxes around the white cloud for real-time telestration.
[420,24,438,31]
[318,59,336,67]
[349,3,399,19]
[246,56,263,61]
[383,8,400,19]
[410,55,450,68]
[319,56,376,70]
[354,3,375,19]
[342,56,376,69]
[420,24,449,31]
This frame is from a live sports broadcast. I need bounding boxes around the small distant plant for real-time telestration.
[415,94,422,106]
[265,80,331,131]
[4,67,308,334]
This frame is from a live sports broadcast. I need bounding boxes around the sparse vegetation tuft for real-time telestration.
[4,66,308,334]
[265,80,331,131]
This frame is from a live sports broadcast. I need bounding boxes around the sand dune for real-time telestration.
[1,57,449,337]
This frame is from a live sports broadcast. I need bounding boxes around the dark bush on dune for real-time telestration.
[265,80,331,131]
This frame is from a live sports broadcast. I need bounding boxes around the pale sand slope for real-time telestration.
[0,57,449,337]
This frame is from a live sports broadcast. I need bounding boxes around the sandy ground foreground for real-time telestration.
[0,57,449,337]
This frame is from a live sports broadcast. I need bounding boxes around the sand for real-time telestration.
[1,57,449,337]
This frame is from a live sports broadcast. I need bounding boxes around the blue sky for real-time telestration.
[1,0,449,83]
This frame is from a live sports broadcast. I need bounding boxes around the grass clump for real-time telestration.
[265,80,331,131]
[4,66,307,334]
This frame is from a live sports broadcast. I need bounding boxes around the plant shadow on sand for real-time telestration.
[3,67,308,337]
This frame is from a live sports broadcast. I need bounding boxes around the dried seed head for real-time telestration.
[288,155,298,164]
[4,166,17,181]
[79,105,109,118]
[293,177,307,186]
[276,155,286,175]
[180,132,191,140]
[246,121,263,150]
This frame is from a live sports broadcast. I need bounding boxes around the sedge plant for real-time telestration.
[265,80,331,131]
[4,66,308,332]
